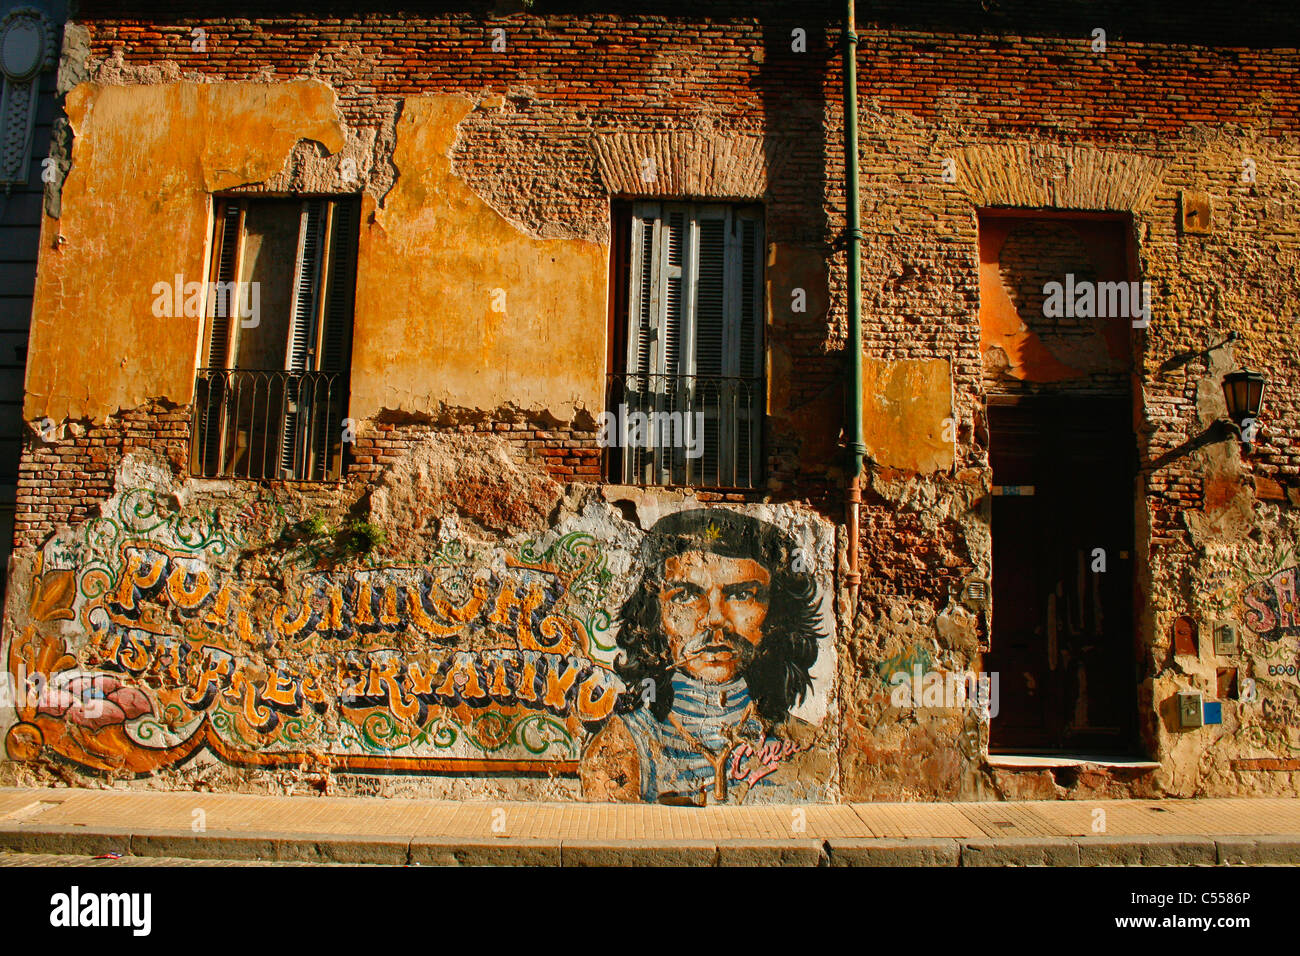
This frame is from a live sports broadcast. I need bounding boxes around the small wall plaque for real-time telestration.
[1214,621,1238,656]
[1179,190,1213,235]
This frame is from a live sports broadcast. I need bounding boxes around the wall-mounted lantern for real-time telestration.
[1221,369,1267,452]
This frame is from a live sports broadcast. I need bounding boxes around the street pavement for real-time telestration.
[2,787,1298,865]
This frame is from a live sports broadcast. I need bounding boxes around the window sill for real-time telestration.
[986,754,1160,770]
[598,481,766,495]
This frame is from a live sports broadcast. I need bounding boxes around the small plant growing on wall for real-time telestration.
[341,519,387,555]
[299,513,332,539]
[272,512,386,567]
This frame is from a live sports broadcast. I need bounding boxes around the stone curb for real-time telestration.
[717,839,826,867]
[4,825,1300,866]
[411,837,560,867]
[0,825,132,857]
[1077,835,1143,866]
[1075,835,1216,866]
[561,839,719,867]
[131,829,411,865]
[960,837,1081,866]
[828,838,960,867]
[1216,835,1300,865]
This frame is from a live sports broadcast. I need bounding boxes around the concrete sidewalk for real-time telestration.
[1,787,1298,866]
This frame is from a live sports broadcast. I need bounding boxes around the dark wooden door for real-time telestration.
[985,397,1139,754]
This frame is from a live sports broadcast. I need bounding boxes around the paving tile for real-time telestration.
[800,805,867,838]
[3,787,1300,865]
[851,803,984,838]
[0,794,69,823]
[960,803,1066,838]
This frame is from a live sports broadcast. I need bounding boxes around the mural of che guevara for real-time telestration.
[579,509,827,804]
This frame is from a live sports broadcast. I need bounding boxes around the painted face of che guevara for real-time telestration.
[658,551,771,684]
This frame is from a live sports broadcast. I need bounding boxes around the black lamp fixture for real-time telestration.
[1221,368,1267,452]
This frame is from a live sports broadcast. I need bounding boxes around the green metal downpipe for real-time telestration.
[843,0,865,587]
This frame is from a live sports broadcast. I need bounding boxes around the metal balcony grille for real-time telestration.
[191,368,348,481]
[606,372,762,489]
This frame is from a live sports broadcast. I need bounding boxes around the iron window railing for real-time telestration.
[191,368,349,481]
[605,372,762,489]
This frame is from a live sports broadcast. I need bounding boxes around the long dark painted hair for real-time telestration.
[614,509,824,724]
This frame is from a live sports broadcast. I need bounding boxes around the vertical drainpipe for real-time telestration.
[843,0,865,596]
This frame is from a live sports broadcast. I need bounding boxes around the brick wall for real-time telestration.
[8,1,1300,799]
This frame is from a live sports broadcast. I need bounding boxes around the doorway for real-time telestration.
[977,212,1141,755]
[984,397,1138,752]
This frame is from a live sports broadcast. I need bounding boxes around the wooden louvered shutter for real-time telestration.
[285,200,327,373]
[198,201,244,476]
[657,206,688,484]
[280,200,327,478]
[624,204,658,483]
[624,205,691,484]
[691,207,728,485]
[320,200,358,375]
[733,209,764,487]
[621,202,763,488]
[312,199,359,479]
[205,201,243,368]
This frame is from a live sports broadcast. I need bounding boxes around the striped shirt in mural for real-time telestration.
[624,672,769,801]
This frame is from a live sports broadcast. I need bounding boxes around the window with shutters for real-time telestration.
[607,202,764,488]
[191,196,359,481]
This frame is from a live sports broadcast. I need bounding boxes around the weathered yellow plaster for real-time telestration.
[24,81,347,423]
[861,358,954,473]
[350,96,607,421]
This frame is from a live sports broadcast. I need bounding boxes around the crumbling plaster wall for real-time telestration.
[837,118,1300,801]
[4,9,848,800]
[24,80,608,427]
[24,80,348,423]
[350,95,607,421]
[5,5,1300,802]
[1,443,841,802]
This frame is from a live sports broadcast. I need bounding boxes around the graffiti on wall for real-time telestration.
[1241,562,1300,641]
[1193,543,1300,757]
[2,477,833,803]
[578,509,827,803]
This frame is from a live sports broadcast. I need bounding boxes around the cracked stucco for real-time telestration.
[25,80,347,423]
[25,80,607,428]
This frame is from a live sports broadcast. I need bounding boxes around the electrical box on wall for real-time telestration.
[1178,690,1204,728]
[1179,190,1213,235]
[1214,621,1238,656]
[961,577,989,611]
